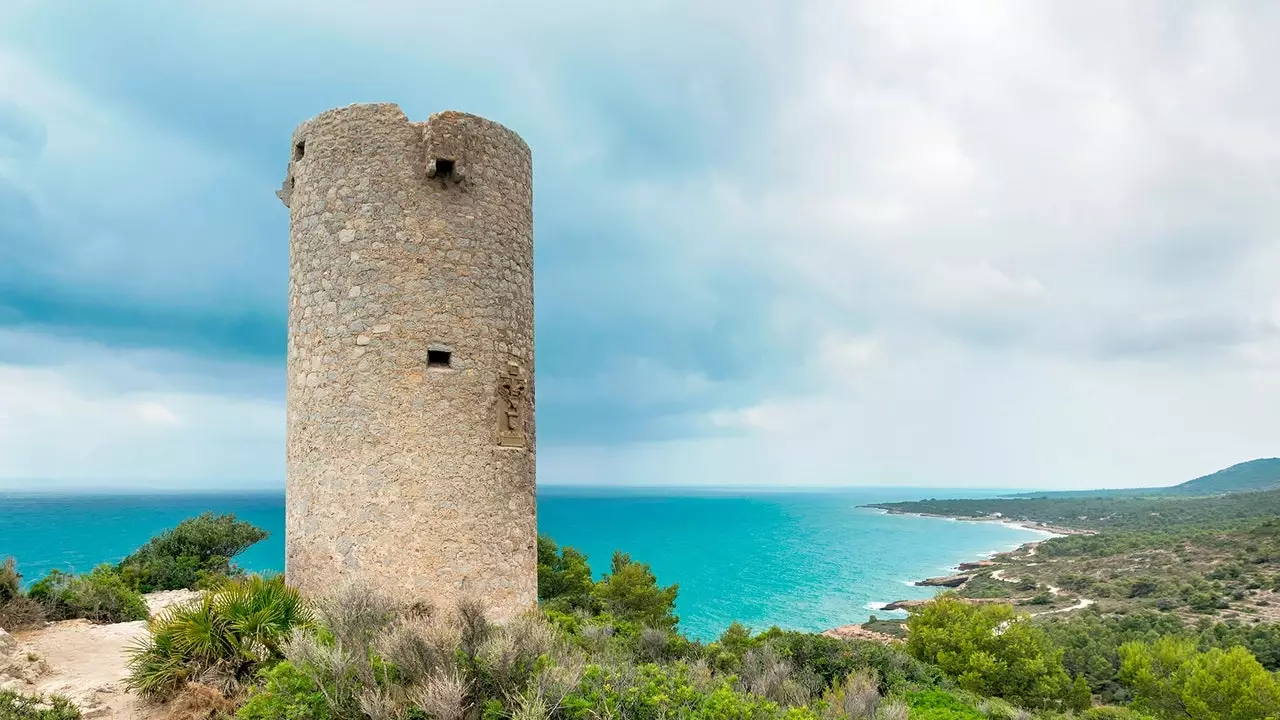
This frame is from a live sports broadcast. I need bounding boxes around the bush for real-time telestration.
[0,558,19,604]
[561,662,817,720]
[0,559,45,632]
[906,594,1071,709]
[281,587,583,720]
[538,536,597,613]
[0,559,45,631]
[1118,636,1280,720]
[27,565,148,624]
[127,574,312,699]
[592,551,679,632]
[117,513,268,592]
[819,670,880,719]
[752,628,939,696]
[0,595,44,632]
[0,690,81,720]
[1082,708,1157,720]
[904,689,985,719]
[236,662,331,720]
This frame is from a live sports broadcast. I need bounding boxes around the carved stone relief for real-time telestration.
[496,361,527,448]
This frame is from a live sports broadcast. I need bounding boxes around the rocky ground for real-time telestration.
[1,590,198,720]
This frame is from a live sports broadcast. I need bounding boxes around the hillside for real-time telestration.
[866,476,1280,660]
[1004,457,1280,499]
[1166,457,1280,495]
[870,486,1280,533]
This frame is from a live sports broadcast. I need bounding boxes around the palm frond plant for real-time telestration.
[126,574,314,700]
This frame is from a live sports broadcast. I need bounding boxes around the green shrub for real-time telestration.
[819,670,880,719]
[906,595,1071,709]
[0,558,19,604]
[127,574,312,699]
[753,628,939,695]
[593,551,679,631]
[236,662,330,720]
[1082,707,1157,720]
[538,536,597,613]
[904,689,985,719]
[0,690,81,720]
[117,513,268,592]
[561,662,817,720]
[1118,636,1280,720]
[0,559,45,631]
[26,565,148,624]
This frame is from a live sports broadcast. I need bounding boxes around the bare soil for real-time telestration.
[1,590,198,719]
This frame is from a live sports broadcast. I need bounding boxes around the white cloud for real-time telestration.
[0,360,282,489]
[544,1,1280,488]
[133,401,180,425]
[1,0,1277,490]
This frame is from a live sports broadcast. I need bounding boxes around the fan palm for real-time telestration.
[127,574,314,699]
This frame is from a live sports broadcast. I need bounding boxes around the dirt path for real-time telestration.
[1032,596,1095,615]
[987,569,1094,616]
[1,591,197,719]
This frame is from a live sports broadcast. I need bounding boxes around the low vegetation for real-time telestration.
[127,574,312,699]
[117,512,269,592]
[1118,636,1280,720]
[113,533,1273,719]
[870,487,1280,534]
[905,594,1082,711]
[0,558,44,631]
[0,690,81,720]
[27,564,149,624]
[9,508,1280,720]
[0,513,267,630]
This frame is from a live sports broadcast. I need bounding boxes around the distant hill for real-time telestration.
[1005,458,1280,499]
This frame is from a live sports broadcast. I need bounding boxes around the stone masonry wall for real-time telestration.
[280,103,535,621]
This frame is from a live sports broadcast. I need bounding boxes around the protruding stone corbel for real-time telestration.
[277,174,294,208]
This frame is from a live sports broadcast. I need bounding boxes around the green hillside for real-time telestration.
[1166,457,1280,495]
[1005,457,1280,499]
[871,484,1280,533]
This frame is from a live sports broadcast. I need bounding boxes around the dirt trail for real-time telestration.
[988,569,1094,616]
[1,590,197,719]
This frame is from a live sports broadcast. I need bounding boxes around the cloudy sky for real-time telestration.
[1,1,1277,491]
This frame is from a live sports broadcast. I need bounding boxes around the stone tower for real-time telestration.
[278,103,535,621]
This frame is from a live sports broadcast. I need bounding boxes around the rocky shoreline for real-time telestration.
[821,508,1093,640]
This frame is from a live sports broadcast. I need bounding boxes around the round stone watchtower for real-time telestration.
[279,103,535,620]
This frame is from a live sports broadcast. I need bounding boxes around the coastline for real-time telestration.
[826,508,1081,637]
[869,507,1091,538]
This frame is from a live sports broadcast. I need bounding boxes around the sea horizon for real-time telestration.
[0,486,1049,640]
[0,483,1047,496]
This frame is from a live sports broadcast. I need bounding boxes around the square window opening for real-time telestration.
[434,158,455,179]
[428,349,452,368]
[293,140,306,161]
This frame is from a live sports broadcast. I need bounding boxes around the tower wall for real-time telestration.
[280,103,535,620]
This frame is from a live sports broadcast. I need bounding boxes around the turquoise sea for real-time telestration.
[0,487,1046,640]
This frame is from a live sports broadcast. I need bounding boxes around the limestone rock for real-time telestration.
[822,624,903,644]
[915,574,970,588]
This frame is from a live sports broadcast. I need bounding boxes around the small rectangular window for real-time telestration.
[434,158,454,178]
[427,349,452,368]
[294,140,306,161]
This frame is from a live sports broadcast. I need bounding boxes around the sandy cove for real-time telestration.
[1,590,198,720]
[869,507,1094,538]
